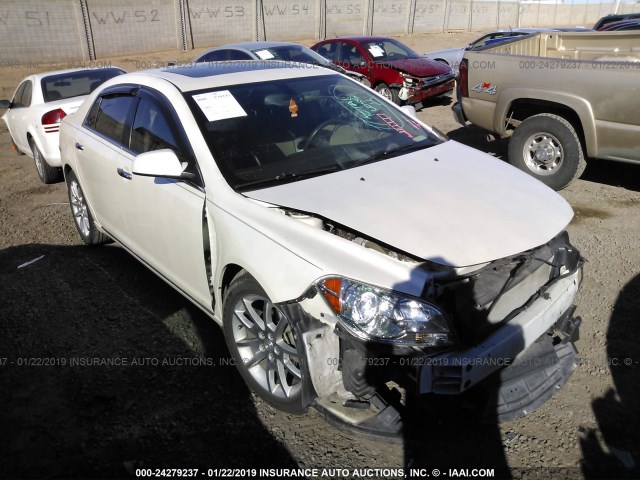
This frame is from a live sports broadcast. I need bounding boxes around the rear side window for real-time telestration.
[21,81,33,107]
[11,81,29,108]
[90,94,137,146]
[200,50,228,62]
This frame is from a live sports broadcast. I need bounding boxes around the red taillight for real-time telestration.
[41,108,66,126]
[458,58,469,98]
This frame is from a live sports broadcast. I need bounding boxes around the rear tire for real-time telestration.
[66,170,110,245]
[375,82,401,105]
[508,113,586,191]
[30,139,62,184]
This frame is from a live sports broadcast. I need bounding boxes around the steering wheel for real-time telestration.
[303,119,350,150]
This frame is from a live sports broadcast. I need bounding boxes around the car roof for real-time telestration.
[124,61,337,92]
[202,41,307,53]
[321,36,396,42]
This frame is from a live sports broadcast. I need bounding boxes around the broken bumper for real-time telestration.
[400,78,455,104]
[419,268,582,394]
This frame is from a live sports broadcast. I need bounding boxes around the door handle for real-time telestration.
[75,142,84,150]
[117,168,132,180]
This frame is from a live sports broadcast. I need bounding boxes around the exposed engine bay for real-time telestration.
[281,207,583,438]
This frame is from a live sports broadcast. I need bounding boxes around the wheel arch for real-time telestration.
[26,130,47,160]
[496,91,596,158]
[219,263,244,305]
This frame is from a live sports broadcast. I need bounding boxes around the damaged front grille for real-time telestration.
[433,231,582,345]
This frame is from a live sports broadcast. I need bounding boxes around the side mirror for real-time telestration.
[401,105,418,119]
[0,99,11,109]
[132,149,193,180]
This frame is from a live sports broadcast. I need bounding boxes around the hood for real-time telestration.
[379,58,451,77]
[245,141,574,267]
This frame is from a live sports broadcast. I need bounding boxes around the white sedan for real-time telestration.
[0,67,124,183]
[59,61,583,434]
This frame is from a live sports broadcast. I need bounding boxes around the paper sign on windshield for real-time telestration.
[368,45,385,58]
[254,49,275,60]
[192,91,247,122]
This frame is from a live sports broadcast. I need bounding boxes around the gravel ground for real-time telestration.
[0,32,639,480]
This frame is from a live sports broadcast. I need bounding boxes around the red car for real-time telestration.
[311,36,454,105]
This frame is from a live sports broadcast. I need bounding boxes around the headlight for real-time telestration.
[400,72,420,87]
[318,277,453,347]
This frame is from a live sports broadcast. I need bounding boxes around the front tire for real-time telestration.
[66,170,110,245]
[375,82,401,105]
[30,139,62,184]
[223,272,312,413]
[508,113,586,191]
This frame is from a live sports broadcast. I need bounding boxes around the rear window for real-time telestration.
[41,68,125,103]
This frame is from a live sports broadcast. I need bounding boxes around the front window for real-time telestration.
[359,39,421,61]
[41,68,125,102]
[185,74,443,191]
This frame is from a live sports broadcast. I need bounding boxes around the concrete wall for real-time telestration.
[371,0,409,35]
[187,0,256,46]
[325,0,367,36]
[0,0,88,63]
[412,0,447,33]
[1,0,639,62]
[261,0,318,40]
[85,0,179,58]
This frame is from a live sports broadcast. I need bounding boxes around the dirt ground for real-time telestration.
[1,32,639,480]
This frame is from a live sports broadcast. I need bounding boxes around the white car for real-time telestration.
[0,67,125,183]
[59,62,583,435]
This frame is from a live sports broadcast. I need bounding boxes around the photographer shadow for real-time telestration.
[581,273,640,478]
[0,243,297,478]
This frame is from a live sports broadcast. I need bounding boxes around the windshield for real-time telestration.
[360,39,421,61]
[41,68,125,102]
[185,74,443,191]
[251,45,330,66]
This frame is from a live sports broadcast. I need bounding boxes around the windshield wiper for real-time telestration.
[356,140,432,167]
[234,164,342,191]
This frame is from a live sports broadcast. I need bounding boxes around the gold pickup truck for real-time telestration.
[453,32,640,190]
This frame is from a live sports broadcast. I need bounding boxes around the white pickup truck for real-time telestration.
[453,31,640,190]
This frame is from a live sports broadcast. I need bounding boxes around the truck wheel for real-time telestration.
[508,113,586,191]
[375,83,401,105]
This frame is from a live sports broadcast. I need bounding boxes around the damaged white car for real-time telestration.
[59,62,583,436]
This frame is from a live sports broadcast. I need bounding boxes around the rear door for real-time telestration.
[73,86,139,240]
[4,80,32,153]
